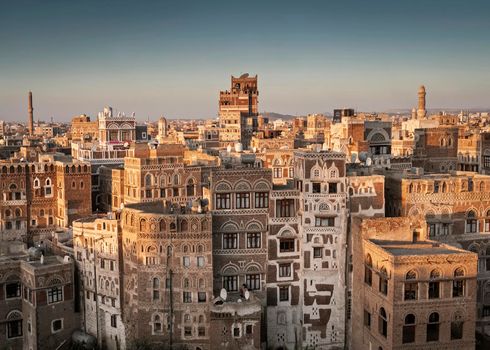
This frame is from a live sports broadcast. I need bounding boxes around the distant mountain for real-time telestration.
[260,112,297,121]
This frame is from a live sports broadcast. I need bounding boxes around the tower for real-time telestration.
[28,91,34,135]
[158,116,167,138]
[417,85,426,119]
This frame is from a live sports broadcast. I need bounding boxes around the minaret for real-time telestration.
[417,85,426,119]
[28,91,34,135]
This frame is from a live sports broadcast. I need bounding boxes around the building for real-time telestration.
[219,74,259,149]
[71,114,99,142]
[121,201,213,349]
[385,169,490,336]
[0,156,92,243]
[73,213,126,350]
[208,167,271,304]
[351,217,477,350]
[293,149,348,349]
[0,241,79,350]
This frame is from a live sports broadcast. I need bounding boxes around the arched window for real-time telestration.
[186,179,195,196]
[159,220,166,231]
[378,307,387,337]
[183,278,190,289]
[173,174,179,185]
[34,178,40,188]
[465,210,477,233]
[379,267,388,295]
[364,254,373,286]
[453,268,465,297]
[404,270,417,300]
[14,208,21,217]
[402,314,416,343]
[167,246,173,257]
[427,312,440,341]
[6,310,23,339]
[153,314,163,333]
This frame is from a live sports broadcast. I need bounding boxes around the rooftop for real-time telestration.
[370,239,470,257]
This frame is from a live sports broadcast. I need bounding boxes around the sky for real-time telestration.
[1,0,490,122]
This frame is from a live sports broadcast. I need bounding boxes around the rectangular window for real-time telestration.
[451,321,463,340]
[453,280,465,297]
[276,199,294,217]
[197,256,205,267]
[313,247,323,258]
[247,232,261,248]
[198,292,207,303]
[198,327,205,337]
[183,256,190,267]
[279,239,295,253]
[223,275,238,292]
[6,282,21,299]
[7,320,22,338]
[184,327,192,337]
[223,233,238,249]
[328,182,338,194]
[216,193,231,209]
[429,282,439,299]
[312,182,321,193]
[315,217,335,227]
[273,168,281,178]
[279,286,289,301]
[48,286,63,304]
[183,291,192,303]
[279,263,291,277]
[254,192,269,208]
[246,274,261,291]
[236,192,250,209]
[379,276,388,296]
[404,282,418,300]
[52,319,63,333]
[363,310,371,329]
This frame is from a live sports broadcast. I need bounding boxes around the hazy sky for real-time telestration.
[1,0,490,122]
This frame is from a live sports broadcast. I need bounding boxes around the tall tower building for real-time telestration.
[218,73,259,149]
[416,85,427,119]
[28,91,34,135]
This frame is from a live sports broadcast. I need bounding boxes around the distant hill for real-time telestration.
[260,112,298,121]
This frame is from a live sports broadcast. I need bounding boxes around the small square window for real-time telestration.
[52,319,63,333]
[233,327,240,337]
[313,247,323,258]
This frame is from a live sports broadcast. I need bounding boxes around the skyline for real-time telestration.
[1,0,490,121]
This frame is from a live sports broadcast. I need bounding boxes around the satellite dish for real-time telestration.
[366,157,372,166]
[244,290,250,300]
[123,142,129,148]
[351,153,357,163]
[359,152,368,162]
[220,288,227,301]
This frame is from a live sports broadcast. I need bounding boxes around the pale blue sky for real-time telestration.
[1,0,489,121]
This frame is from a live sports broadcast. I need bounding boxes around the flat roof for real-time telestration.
[370,239,469,256]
